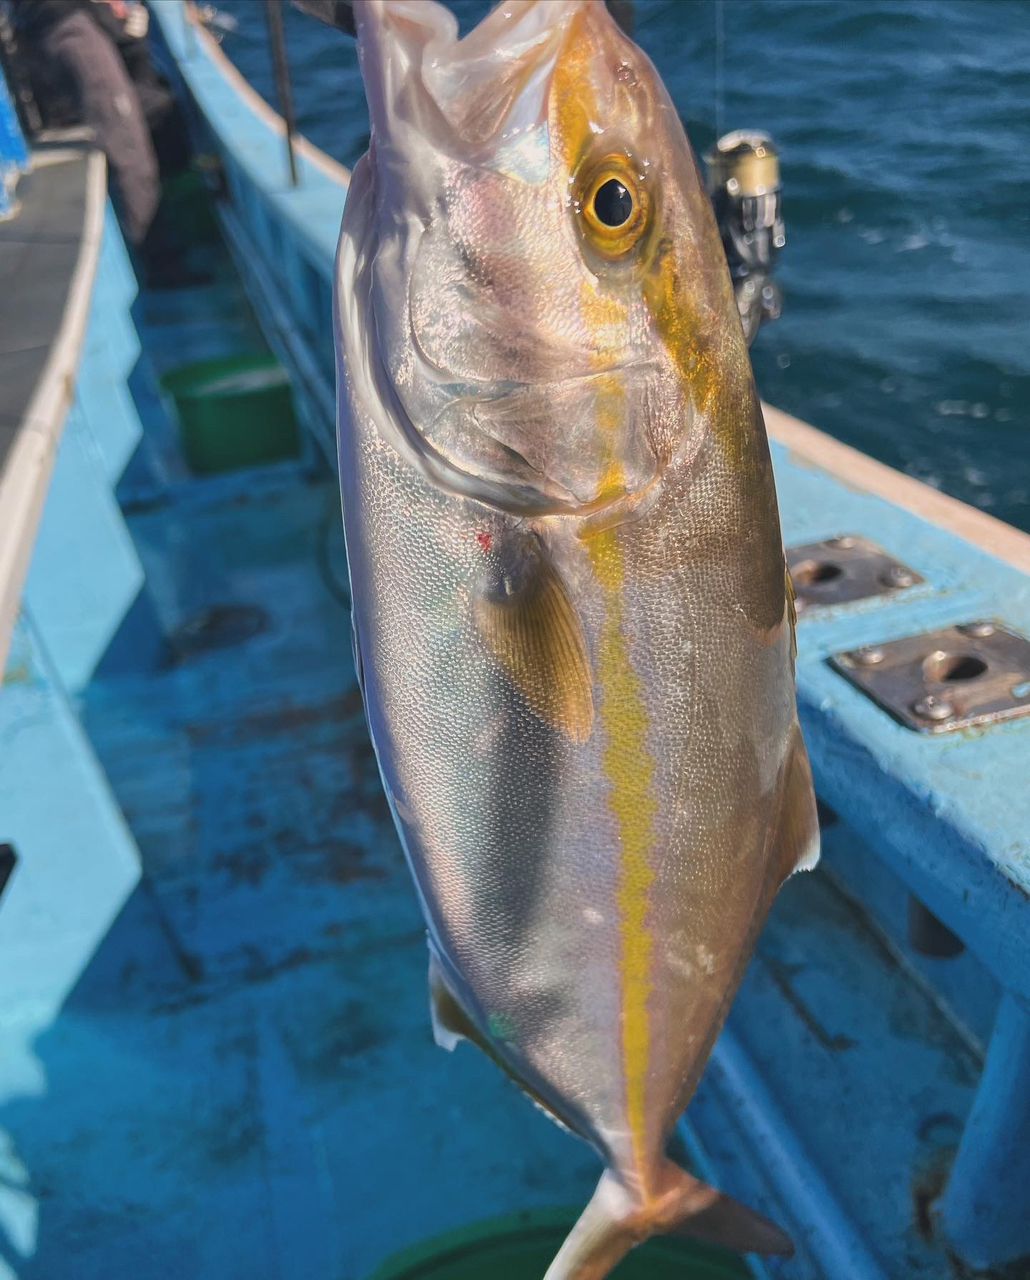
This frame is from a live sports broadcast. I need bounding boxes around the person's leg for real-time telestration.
[41,10,159,246]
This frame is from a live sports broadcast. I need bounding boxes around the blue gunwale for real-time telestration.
[0,145,108,677]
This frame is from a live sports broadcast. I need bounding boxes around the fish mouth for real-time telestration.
[353,0,591,152]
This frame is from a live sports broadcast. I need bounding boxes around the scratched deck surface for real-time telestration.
[0,436,992,1280]
[0,266,998,1280]
[19,452,592,1280]
[0,59,1010,1280]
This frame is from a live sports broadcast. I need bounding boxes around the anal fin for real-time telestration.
[428,951,479,1053]
[427,951,576,1136]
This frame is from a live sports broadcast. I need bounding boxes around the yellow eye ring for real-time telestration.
[578,158,649,257]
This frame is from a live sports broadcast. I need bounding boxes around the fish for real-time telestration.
[334,1,820,1275]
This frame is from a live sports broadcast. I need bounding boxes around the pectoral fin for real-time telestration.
[473,533,594,743]
[774,727,820,881]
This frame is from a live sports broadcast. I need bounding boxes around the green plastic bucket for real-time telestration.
[161,354,300,474]
[367,1211,753,1279]
[159,169,221,244]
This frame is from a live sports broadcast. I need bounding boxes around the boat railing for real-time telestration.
[152,0,349,459]
[0,84,104,677]
[0,101,164,1034]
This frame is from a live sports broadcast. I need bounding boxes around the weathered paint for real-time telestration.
[0,615,141,1028]
[17,7,1020,1275]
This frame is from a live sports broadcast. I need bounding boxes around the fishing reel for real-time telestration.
[705,131,785,345]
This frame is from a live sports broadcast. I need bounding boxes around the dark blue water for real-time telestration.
[217,0,1030,533]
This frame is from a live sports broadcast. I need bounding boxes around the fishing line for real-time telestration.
[715,0,726,142]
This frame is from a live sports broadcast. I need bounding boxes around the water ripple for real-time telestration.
[215,0,1030,533]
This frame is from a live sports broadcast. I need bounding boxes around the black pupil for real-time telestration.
[593,178,633,228]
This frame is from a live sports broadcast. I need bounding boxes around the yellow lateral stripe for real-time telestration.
[587,527,657,1176]
[579,304,657,1173]
[557,8,659,1158]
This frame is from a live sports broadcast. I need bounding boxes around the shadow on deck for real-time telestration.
[2,446,1004,1280]
[0,458,595,1280]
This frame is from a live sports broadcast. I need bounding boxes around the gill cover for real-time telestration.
[340,0,692,519]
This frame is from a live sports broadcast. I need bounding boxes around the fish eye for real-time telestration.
[592,178,633,228]
[578,159,649,257]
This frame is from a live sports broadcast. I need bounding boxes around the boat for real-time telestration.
[0,2,1028,1276]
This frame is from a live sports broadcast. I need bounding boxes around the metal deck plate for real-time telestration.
[787,535,923,614]
[832,621,1030,733]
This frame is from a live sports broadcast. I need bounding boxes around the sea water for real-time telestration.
[215,0,1030,533]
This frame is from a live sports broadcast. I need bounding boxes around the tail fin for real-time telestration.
[543,1162,793,1280]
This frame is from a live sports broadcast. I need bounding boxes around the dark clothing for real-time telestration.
[11,0,93,35]
[14,1,160,245]
[15,0,189,175]
[11,0,198,284]
[96,9,191,176]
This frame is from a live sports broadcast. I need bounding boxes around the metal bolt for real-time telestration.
[853,646,886,667]
[959,621,995,638]
[882,565,916,589]
[912,695,954,722]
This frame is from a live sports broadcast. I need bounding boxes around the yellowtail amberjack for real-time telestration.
[334,2,819,1275]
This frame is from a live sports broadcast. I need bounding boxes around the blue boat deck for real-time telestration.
[4,446,600,1280]
[3,434,1006,1279]
[3,7,1030,1277]
[0,400,975,1276]
[1,425,1008,1278]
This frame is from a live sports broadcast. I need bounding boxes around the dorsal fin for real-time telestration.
[785,561,798,666]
